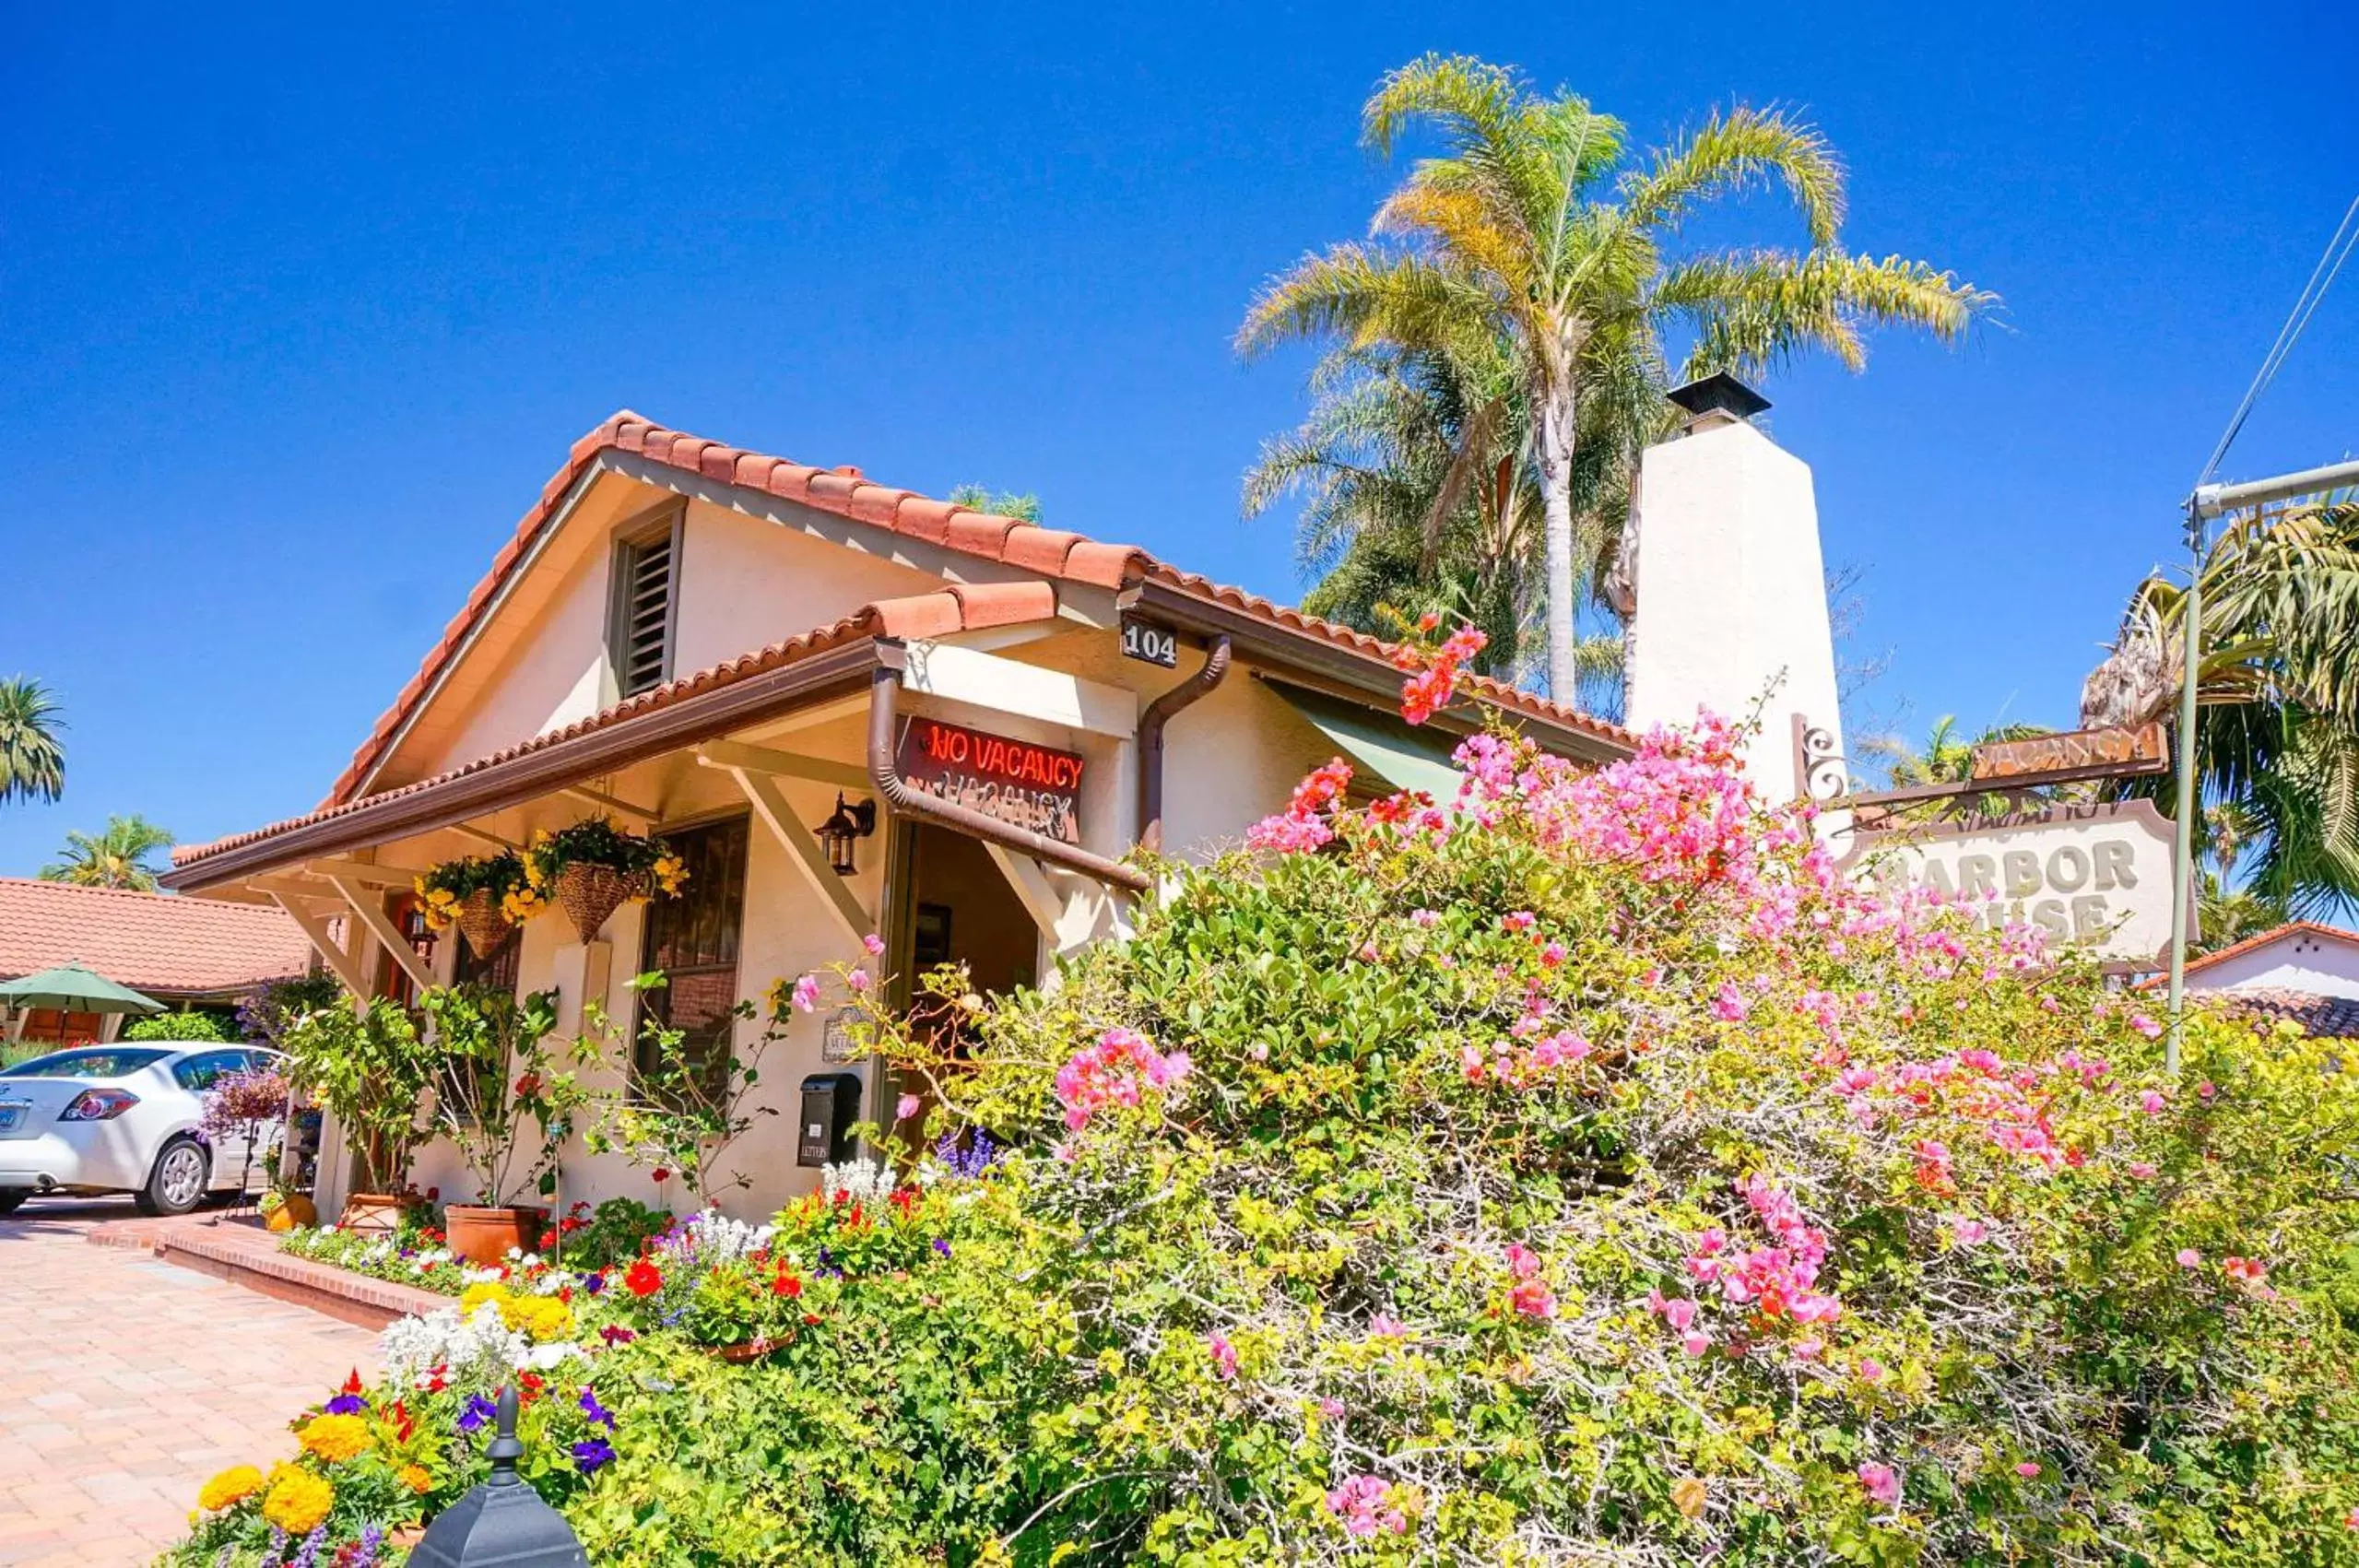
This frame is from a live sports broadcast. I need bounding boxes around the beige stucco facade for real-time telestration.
[172,417,1628,1223]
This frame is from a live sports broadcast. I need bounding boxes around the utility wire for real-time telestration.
[2196,194,2359,488]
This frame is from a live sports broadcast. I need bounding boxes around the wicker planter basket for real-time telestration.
[455,889,513,958]
[556,862,639,943]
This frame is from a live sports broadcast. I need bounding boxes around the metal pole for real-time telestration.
[2164,497,2205,1075]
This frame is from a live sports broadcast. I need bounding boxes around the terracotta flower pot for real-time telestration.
[455,889,513,958]
[555,862,638,943]
[339,1192,407,1235]
[444,1203,549,1266]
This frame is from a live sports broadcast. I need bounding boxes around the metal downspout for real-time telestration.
[1136,635,1232,853]
[866,663,1152,894]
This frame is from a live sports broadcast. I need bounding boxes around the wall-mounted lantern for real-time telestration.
[816,794,877,878]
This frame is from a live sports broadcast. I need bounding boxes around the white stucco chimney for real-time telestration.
[1622,375,1843,801]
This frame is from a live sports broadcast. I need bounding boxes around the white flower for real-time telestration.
[819,1155,900,1206]
[519,1340,584,1372]
[378,1302,528,1387]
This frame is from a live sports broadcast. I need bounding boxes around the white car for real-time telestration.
[0,1043,286,1216]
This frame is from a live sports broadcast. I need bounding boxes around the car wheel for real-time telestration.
[135,1138,210,1217]
[0,1191,27,1217]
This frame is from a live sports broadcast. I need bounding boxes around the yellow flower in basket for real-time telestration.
[652,852,690,897]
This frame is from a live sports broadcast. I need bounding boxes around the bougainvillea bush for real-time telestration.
[171,701,2359,1566]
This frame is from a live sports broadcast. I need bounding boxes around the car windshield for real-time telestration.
[0,1047,172,1079]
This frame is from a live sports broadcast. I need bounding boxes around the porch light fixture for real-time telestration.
[816,794,877,877]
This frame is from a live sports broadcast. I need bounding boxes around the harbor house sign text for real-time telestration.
[895,716,1086,845]
[1840,799,2186,965]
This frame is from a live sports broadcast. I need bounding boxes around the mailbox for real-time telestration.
[797,1072,862,1167]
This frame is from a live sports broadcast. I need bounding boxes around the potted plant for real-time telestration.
[277,996,434,1229]
[419,984,588,1264]
[197,1063,291,1213]
[413,850,538,956]
[525,817,686,942]
[257,1178,316,1233]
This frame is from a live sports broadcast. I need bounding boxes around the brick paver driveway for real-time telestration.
[0,1198,381,1566]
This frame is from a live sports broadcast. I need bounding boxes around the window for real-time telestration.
[634,816,749,1086]
[171,1049,250,1093]
[609,514,681,698]
[454,923,522,996]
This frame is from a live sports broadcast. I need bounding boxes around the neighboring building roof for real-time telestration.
[2217,985,2359,1040]
[325,410,1631,809]
[0,878,310,997]
[2181,919,2359,979]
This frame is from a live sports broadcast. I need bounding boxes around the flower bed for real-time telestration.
[278,1197,676,1297]
[173,672,2359,1565]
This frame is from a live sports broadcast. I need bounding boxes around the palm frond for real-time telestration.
[1619,104,1846,245]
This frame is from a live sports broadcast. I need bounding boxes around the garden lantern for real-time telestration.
[815,793,877,877]
[407,1386,589,1568]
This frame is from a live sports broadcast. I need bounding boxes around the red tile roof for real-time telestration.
[327,411,1630,808]
[2182,919,2359,978]
[2217,985,2359,1039]
[0,878,311,996]
[172,586,1055,871]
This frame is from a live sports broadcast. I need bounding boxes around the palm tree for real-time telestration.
[0,678,65,805]
[41,815,173,891]
[1239,54,1992,702]
[1857,714,2056,823]
[2084,500,2359,918]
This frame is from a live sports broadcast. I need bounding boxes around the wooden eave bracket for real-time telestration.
[703,755,872,949]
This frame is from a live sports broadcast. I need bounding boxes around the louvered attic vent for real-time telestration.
[613,525,678,698]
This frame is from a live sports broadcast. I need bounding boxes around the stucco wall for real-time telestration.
[2188,929,2359,999]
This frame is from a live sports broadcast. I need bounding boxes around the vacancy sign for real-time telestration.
[1841,799,2186,966]
[895,716,1087,845]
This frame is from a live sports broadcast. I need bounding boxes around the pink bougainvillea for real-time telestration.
[1053,1026,1192,1133]
[1326,1474,1410,1537]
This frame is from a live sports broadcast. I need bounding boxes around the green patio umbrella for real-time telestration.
[0,961,164,1014]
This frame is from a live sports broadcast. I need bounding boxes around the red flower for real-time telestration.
[772,1269,803,1298]
[802,1312,821,1326]
[623,1258,664,1298]
[513,1073,541,1097]
[341,1368,364,1398]
[519,1371,545,1405]
[651,1168,670,1184]
[388,1398,415,1443]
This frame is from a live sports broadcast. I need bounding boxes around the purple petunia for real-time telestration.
[456,1393,499,1433]
[579,1385,615,1429]
[932,1237,952,1258]
[583,1271,607,1294]
[324,1393,368,1417]
[572,1436,616,1475]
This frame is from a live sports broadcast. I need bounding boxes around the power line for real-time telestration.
[2196,194,2359,488]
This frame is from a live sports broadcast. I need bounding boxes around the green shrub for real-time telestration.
[168,713,2359,1565]
[124,1008,230,1042]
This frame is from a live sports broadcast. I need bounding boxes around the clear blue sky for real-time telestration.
[2,1,2353,877]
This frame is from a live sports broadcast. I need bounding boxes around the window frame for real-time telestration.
[607,504,686,700]
[631,811,751,1095]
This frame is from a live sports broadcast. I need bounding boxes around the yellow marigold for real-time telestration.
[398,1463,432,1494]
[261,1468,335,1535]
[297,1412,373,1465]
[499,1293,574,1341]
[197,1464,264,1511]
[457,1280,511,1316]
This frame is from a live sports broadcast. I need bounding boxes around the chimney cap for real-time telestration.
[1667,372,1771,423]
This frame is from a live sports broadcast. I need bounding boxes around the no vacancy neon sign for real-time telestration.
[894,716,1086,844]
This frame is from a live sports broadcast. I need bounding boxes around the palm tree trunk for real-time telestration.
[1535,384,1580,704]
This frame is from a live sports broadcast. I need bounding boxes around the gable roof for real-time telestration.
[2183,919,2359,979]
[328,411,1630,808]
[0,878,311,996]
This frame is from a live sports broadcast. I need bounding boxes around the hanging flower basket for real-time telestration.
[526,816,686,943]
[415,851,534,947]
[454,889,513,958]
[556,862,640,942]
